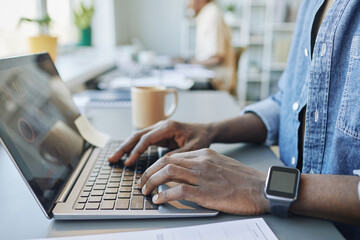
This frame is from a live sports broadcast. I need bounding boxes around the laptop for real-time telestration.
[0,53,218,220]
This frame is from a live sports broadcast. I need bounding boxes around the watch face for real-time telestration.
[266,166,300,199]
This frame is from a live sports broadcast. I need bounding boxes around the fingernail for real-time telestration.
[152,194,159,203]
[137,179,141,186]
[142,184,147,195]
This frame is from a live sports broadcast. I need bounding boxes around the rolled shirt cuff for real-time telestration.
[353,170,360,201]
[240,97,280,146]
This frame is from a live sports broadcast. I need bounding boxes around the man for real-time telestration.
[186,0,236,92]
[110,0,360,238]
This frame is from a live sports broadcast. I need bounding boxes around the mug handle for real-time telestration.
[164,88,178,119]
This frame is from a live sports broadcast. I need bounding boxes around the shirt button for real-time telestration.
[321,43,327,56]
[310,169,314,174]
[292,102,299,111]
[304,48,309,57]
[291,157,296,165]
[314,110,319,122]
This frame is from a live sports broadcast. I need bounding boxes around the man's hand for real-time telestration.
[138,148,270,215]
[108,120,213,166]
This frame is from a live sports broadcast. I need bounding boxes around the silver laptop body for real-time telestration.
[0,53,218,220]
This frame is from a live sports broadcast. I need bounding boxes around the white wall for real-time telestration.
[92,0,117,49]
[114,0,184,57]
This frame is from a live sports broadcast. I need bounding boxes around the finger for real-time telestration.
[125,126,176,166]
[152,184,199,204]
[138,155,196,188]
[169,148,205,158]
[108,130,150,163]
[141,164,200,195]
[165,144,196,157]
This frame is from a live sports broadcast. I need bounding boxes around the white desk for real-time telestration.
[0,91,344,239]
[55,48,116,91]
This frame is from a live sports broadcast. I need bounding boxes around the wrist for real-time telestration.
[259,172,271,213]
[207,122,219,143]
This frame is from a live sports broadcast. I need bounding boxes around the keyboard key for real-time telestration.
[86,181,95,187]
[88,196,102,203]
[120,187,132,192]
[95,180,107,185]
[107,182,120,188]
[75,203,85,210]
[97,175,109,180]
[121,181,133,187]
[90,173,98,177]
[145,198,158,210]
[88,177,96,182]
[81,192,90,197]
[105,188,118,194]
[123,176,133,181]
[130,196,144,210]
[124,171,134,176]
[113,168,123,173]
[115,199,130,210]
[104,194,117,200]
[132,189,142,195]
[110,173,122,177]
[118,192,131,199]
[78,197,87,203]
[102,166,112,170]
[101,200,115,210]
[100,170,111,175]
[109,177,121,183]
[86,203,100,210]
[93,185,106,190]
[83,187,92,192]
[91,190,104,196]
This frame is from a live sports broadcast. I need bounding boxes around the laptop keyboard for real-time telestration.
[74,141,164,211]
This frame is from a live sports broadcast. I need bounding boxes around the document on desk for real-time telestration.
[34,218,277,240]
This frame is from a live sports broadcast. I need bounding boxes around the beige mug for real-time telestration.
[131,86,178,129]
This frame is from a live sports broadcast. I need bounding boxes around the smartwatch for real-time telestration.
[264,166,301,217]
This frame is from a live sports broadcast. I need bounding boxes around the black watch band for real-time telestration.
[269,200,291,217]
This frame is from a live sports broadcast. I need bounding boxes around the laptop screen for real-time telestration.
[0,53,85,217]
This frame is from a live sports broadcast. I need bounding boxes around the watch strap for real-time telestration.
[269,200,291,217]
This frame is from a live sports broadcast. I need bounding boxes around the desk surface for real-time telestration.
[0,91,344,240]
[55,48,115,91]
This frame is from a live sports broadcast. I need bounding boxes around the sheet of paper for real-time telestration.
[74,115,110,148]
[33,218,278,240]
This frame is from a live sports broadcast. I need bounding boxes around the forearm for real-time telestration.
[290,174,360,225]
[208,113,267,144]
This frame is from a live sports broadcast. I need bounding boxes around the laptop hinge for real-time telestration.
[56,147,93,203]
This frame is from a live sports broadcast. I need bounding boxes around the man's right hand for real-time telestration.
[108,120,213,166]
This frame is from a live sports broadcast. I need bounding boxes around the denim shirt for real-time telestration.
[244,0,360,175]
[243,0,360,237]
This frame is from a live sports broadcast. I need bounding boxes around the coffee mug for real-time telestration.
[131,86,178,129]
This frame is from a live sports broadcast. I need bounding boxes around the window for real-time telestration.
[0,0,38,57]
[47,0,77,46]
[0,0,77,58]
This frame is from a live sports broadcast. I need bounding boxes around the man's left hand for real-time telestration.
[138,148,270,215]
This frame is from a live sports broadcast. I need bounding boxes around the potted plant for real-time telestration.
[18,14,58,61]
[74,2,94,46]
[224,4,237,25]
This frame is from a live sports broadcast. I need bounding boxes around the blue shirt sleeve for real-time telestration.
[241,91,282,146]
[240,67,288,146]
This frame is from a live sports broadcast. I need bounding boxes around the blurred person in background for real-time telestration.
[185,0,236,93]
